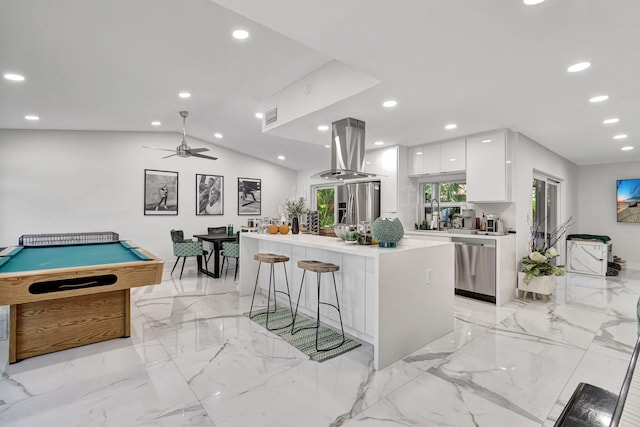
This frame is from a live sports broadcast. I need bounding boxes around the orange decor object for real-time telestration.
[279,224,290,234]
[268,224,279,234]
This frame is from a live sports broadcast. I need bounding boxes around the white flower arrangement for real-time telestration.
[521,217,572,285]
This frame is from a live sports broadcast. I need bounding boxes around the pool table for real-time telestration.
[0,241,163,363]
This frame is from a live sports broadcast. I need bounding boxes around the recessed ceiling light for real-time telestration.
[523,0,545,5]
[151,121,161,126]
[382,100,398,108]
[589,95,609,103]
[603,118,620,125]
[567,62,591,73]
[449,158,457,162]
[482,139,492,143]
[374,141,384,146]
[277,155,285,160]
[366,161,371,165]
[621,146,634,151]
[178,92,191,98]
[317,125,329,132]
[445,123,458,130]
[214,133,223,139]
[324,145,330,148]
[613,134,628,140]
[255,112,263,119]
[24,115,39,121]
[416,151,423,155]
[3,73,25,81]
[232,29,250,40]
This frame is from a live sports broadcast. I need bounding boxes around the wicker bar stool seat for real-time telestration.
[249,253,294,331]
[291,260,345,352]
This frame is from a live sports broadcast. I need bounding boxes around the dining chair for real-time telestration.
[205,226,228,264]
[221,240,240,281]
[170,229,206,279]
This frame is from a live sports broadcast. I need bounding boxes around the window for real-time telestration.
[316,187,335,227]
[419,180,467,228]
[311,184,337,227]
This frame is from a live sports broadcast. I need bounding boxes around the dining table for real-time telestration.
[193,233,238,278]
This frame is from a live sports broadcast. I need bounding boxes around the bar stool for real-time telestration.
[249,253,294,331]
[291,260,345,351]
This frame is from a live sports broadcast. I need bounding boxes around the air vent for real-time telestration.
[264,107,278,126]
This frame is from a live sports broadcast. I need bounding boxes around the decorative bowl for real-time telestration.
[334,223,356,241]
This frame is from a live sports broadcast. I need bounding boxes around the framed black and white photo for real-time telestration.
[238,177,261,215]
[196,174,224,215]
[144,169,178,215]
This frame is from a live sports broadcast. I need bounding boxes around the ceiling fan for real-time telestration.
[143,111,218,160]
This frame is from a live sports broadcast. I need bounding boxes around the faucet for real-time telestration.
[430,199,440,230]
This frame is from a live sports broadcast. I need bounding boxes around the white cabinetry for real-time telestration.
[365,146,399,214]
[440,139,466,172]
[466,131,512,202]
[408,139,465,176]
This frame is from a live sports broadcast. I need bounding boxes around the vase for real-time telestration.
[291,217,299,234]
[517,272,557,301]
[372,217,404,248]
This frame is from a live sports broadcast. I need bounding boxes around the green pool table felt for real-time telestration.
[0,242,153,273]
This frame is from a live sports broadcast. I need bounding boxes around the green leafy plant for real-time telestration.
[284,196,308,218]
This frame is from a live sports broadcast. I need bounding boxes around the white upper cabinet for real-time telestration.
[408,145,425,176]
[440,139,466,172]
[365,146,400,214]
[407,140,464,176]
[466,130,512,202]
[423,143,441,174]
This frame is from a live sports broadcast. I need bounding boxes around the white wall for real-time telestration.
[578,160,640,269]
[513,133,580,264]
[0,129,297,261]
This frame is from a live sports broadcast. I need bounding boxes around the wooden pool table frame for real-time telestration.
[0,242,164,363]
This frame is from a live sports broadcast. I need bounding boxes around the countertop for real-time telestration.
[240,231,449,257]
[404,230,516,240]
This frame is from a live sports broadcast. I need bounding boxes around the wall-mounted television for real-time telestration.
[617,179,640,223]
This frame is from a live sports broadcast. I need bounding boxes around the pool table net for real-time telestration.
[18,232,120,247]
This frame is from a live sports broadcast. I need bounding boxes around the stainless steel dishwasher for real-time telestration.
[451,237,496,303]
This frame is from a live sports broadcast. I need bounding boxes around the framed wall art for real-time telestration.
[196,174,224,215]
[144,169,178,215]
[238,177,261,215]
[617,178,640,223]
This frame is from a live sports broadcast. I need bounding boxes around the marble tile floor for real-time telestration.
[1,264,639,426]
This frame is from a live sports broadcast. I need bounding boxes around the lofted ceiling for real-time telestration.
[1,0,639,172]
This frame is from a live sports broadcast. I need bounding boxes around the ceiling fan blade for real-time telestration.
[190,152,218,160]
[162,153,178,159]
[143,146,176,152]
[188,147,209,153]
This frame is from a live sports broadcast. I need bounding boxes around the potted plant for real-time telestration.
[518,217,572,300]
[284,196,308,234]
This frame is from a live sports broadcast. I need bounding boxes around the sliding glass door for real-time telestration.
[532,174,559,252]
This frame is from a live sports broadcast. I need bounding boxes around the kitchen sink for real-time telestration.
[418,229,478,234]
[447,229,478,234]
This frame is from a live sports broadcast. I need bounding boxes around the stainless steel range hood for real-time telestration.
[311,117,378,180]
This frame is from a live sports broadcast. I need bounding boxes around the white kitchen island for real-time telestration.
[239,232,454,369]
